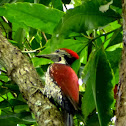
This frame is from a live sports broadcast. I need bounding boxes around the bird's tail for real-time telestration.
[64,111,73,126]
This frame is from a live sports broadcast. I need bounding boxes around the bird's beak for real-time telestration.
[36,53,60,62]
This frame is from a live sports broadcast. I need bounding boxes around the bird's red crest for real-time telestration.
[60,48,79,59]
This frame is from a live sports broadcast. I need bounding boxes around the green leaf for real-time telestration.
[0,100,10,108]
[52,0,63,11]
[17,124,27,126]
[0,0,11,6]
[0,87,9,95]
[82,47,114,126]
[95,48,113,126]
[56,1,120,35]
[4,83,20,94]
[31,38,40,50]
[0,99,26,108]
[40,0,51,6]
[80,46,88,64]
[86,113,100,126]
[71,59,80,74]
[82,49,98,121]
[0,112,35,126]
[104,20,122,33]
[32,57,53,67]
[7,92,15,100]
[13,28,26,50]
[50,1,121,49]
[58,39,88,53]
[0,3,64,34]
[14,105,29,113]
[106,48,122,84]
[113,0,122,8]
[73,0,82,7]
[9,99,26,106]
[0,17,11,33]
[41,37,88,54]
[106,27,122,48]
[0,75,9,82]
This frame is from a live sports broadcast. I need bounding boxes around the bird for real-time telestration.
[37,48,79,126]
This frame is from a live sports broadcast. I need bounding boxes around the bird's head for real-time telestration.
[37,48,79,65]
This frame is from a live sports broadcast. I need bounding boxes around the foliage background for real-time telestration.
[0,0,122,126]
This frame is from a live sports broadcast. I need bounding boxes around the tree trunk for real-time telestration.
[115,1,126,126]
[0,31,64,126]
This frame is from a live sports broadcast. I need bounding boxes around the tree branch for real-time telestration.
[0,31,64,126]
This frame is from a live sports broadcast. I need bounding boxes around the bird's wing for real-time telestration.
[49,63,79,106]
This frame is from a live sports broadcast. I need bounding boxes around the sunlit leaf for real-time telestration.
[0,3,64,34]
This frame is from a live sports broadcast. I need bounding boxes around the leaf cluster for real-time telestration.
[0,0,122,126]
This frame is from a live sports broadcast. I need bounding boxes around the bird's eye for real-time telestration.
[55,50,60,53]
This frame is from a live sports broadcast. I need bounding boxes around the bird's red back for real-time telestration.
[49,63,79,104]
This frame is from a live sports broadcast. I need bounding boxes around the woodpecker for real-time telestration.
[37,48,79,126]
